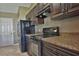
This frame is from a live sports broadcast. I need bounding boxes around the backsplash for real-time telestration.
[35,16,53,33]
[35,15,79,33]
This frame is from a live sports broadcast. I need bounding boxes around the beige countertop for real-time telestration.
[41,33,79,52]
[25,33,43,37]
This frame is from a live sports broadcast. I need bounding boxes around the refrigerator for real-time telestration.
[17,20,35,52]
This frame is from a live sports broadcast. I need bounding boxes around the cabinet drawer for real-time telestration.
[42,46,56,56]
[42,41,79,56]
[43,46,71,56]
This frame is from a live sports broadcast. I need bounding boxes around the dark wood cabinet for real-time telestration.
[28,36,79,56]
[36,3,51,24]
[38,3,44,12]
[41,41,79,56]
[37,18,44,24]
[26,3,79,23]
[50,3,65,20]
[50,3,62,15]
[66,3,79,17]
[68,3,79,9]
[26,4,45,24]
[50,3,79,20]
[38,3,48,12]
[33,4,39,16]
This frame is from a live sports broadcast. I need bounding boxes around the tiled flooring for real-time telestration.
[0,43,29,56]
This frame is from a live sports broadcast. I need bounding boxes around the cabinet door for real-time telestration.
[42,41,79,56]
[50,3,62,15]
[66,3,79,17]
[50,3,66,20]
[38,3,47,12]
[69,3,79,9]
[33,5,39,16]
[30,4,39,24]
[38,3,43,12]
[38,18,44,24]
[67,3,79,11]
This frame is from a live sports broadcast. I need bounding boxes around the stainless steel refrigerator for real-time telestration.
[17,20,35,52]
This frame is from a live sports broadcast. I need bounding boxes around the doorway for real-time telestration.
[0,18,14,47]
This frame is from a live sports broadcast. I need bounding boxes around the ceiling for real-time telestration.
[0,3,31,13]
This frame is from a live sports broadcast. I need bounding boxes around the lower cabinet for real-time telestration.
[28,37,79,56]
[41,41,79,56]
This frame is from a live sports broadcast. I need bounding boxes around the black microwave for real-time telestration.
[43,27,59,38]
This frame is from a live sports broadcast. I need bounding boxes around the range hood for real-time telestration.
[36,5,51,18]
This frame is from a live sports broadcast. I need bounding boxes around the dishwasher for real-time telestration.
[28,35,42,56]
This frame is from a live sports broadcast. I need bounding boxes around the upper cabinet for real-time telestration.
[50,3,62,15]
[50,3,65,20]
[68,3,79,9]
[66,3,79,17]
[36,3,51,24]
[26,4,47,25]
[38,3,47,12]
[26,3,79,23]
[50,3,79,20]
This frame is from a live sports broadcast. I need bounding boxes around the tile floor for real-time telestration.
[0,43,29,56]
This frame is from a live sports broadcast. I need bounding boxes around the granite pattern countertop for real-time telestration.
[41,33,79,52]
[25,33,43,37]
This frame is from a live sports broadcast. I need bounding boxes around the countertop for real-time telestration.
[41,33,79,52]
[25,33,43,37]
[26,32,79,52]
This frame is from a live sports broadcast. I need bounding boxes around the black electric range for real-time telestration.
[43,27,60,38]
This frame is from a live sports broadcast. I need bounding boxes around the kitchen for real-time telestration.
[0,3,79,56]
[20,3,79,56]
